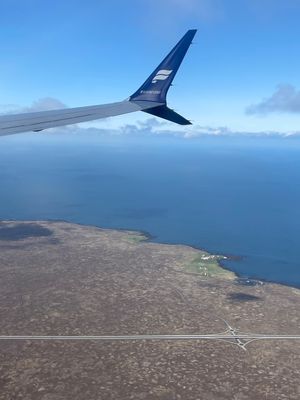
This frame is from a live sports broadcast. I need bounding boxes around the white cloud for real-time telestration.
[2,97,300,138]
[0,97,67,115]
[23,97,67,112]
[0,103,19,114]
[46,117,300,139]
[246,84,300,115]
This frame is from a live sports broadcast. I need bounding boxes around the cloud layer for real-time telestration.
[246,84,300,115]
[0,97,66,115]
[23,97,67,112]
[47,117,300,139]
[2,97,300,138]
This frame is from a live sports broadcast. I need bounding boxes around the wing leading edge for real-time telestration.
[0,29,196,137]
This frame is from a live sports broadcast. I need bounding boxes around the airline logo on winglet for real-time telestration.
[152,69,173,83]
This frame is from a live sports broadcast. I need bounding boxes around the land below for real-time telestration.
[0,220,299,400]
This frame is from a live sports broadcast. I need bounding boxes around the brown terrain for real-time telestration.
[0,220,299,400]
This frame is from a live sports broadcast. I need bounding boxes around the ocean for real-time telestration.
[1,132,300,287]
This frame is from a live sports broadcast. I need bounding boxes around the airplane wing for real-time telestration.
[0,101,163,136]
[0,29,196,137]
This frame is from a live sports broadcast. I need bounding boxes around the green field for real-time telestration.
[126,234,147,243]
[186,254,236,280]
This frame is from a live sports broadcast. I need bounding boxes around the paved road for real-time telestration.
[0,334,300,341]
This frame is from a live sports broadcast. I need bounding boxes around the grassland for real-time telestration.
[187,254,236,279]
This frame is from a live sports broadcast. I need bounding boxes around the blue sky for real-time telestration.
[1,0,300,134]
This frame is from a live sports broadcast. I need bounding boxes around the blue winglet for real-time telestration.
[143,105,192,125]
[129,30,196,125]
[130,29,197,105]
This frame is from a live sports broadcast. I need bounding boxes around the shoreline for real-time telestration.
[1,220,300,399]
[1,218,299,290]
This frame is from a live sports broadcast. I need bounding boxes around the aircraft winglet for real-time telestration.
[130,29,197,125]
[0,30,197,136]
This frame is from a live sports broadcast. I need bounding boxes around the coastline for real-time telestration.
[1,219,300,399]
[1,218,299,290]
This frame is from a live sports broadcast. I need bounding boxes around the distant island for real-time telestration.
[0,220,299,400]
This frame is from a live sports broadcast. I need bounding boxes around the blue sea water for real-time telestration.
[1,132,300,287]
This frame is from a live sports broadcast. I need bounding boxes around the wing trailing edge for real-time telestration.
[143,105,192,125]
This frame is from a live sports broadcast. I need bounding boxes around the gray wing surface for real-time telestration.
[0,29,196,136]
[0,101,162,136]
